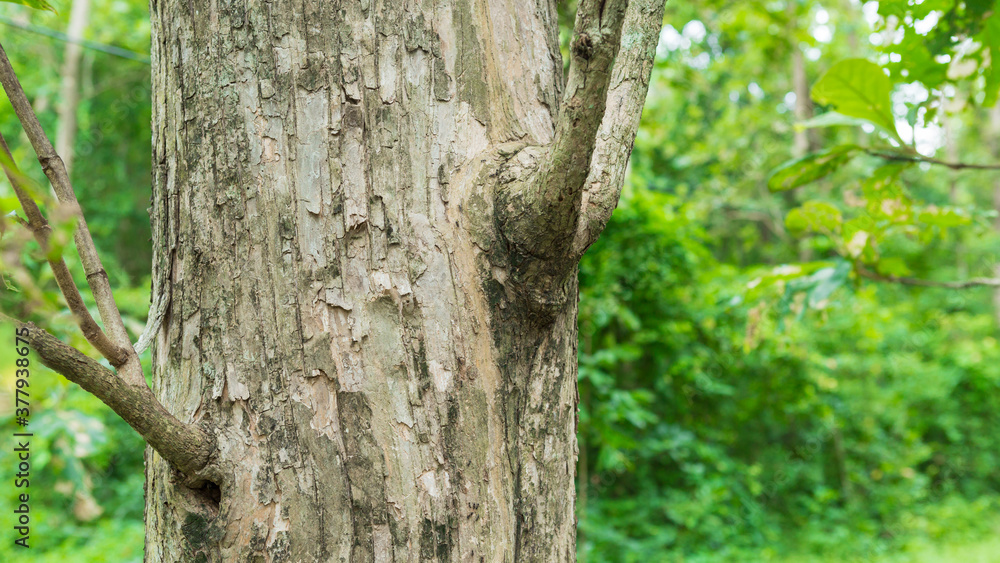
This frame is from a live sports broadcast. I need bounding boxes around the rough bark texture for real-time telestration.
[144,1,662,561]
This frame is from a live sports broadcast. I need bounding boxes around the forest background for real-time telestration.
[1,0,1000,561]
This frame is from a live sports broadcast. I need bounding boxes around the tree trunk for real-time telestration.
[791,46,817,157]
[143,1,663,561]
[56,0,91,176]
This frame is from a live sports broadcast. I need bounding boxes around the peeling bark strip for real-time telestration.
[146,1,664,561]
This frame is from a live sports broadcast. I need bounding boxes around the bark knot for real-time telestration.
[571,33,594,61]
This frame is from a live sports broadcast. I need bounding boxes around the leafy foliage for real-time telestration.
[577,0,1000,561]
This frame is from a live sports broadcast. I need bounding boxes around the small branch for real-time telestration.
[866,149,1000,171]
[2,315,215,476]
[857,264,1000,289]
[0,133,128,365]
[546,0,630,203]
[0,40,142,384]
[571,0,666,258]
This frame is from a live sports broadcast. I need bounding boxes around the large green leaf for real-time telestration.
[768,145,860,192]
[0,0,56,12]
[811,59,901,142]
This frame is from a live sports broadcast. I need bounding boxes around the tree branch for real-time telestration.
[498,0,630,272]
[571,0,666,258]
[2,315,215,476]
[866,149,1000,171]
[0,133,128,365]
[0,40,143,385]
[857,264,1000,289]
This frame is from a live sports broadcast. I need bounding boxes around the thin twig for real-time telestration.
[857,264,1000,289]
[0,40,143,384]
[0,132,127,365]
[867,149,1000,171]
[0,15,150,64]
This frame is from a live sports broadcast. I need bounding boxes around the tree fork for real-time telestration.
[496,0,666,312]
[497,0,628,286]
[7,0,673,560]
[0,133,128,366]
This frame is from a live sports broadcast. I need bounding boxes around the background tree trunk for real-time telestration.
[56,0,91,176]
[144,1,577,561]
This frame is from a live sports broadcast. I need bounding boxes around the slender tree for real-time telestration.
[1,0,665,560]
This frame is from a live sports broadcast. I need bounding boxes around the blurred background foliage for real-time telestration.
[1,0,1000,561]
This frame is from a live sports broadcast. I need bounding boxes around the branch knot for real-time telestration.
[571,33,594,61]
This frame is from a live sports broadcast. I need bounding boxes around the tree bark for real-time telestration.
[144,1,663,561]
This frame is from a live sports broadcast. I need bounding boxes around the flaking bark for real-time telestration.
[142,1,664,561]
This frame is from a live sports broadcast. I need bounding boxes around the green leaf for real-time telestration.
[769,145,860,192]
[0,0,56,13]
[775,259,851,322]
[785,201,843,234]
[806,260,851,308]
[0,146,53,210]
[918,206,971,228]
[860,162,911,201]
[796,112,871,130]
[811,59,901,142]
